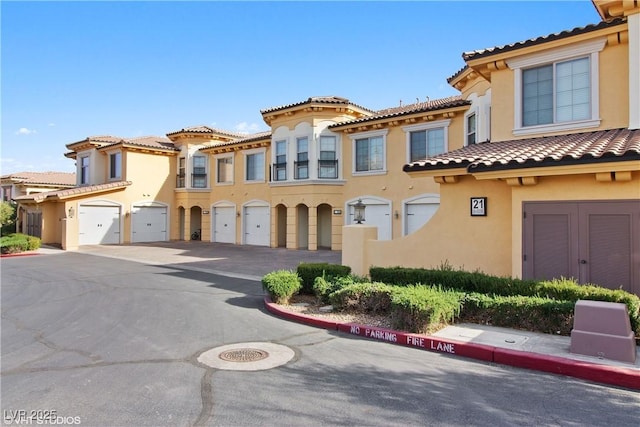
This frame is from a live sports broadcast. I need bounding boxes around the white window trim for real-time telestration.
[318,133,340,180]
[402,120,451,163]
[107,150,122,181]
[464,111,477,146]
[79,155,90,185]
[214,154,234,186]
[349,129,389,176]
[244,148,266,183]
[508,38,604,136]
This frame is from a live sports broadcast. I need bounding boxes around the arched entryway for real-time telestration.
[297,204,309,249]
[276,204,287,248]
[190,206,202,240]
[317,203,332,249]
[178,206,186,240]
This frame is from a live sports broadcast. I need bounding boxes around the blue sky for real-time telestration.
[1,1,601,175]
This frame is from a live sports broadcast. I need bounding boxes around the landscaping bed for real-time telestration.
[262,263,640,342]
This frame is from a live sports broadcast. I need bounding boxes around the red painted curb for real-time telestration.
[264,296,339,330]
[264,297,640,390]
[493,348,640,390]
[0,252,40,258]
[338,323,495,362]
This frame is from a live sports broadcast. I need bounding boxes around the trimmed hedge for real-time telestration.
[262,270,302,304]
[370,266,640,337]
[0,233,41,254]
[297,263,351,294]
[390,286,465,334]
[329,282,393,314]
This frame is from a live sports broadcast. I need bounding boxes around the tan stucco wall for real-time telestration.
[363,175,513,276]
[509,170,640,278]
[489,31,629,142]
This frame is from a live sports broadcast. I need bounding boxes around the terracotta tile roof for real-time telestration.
[14,181,132,203]
[261,96,374,115]
[200,131,272,150]
[166,125,246,139]
[403,128,640,174]
[330,96,470,128]
[108,136,179,152]
[462,18,625,62]
[1,171,76,186]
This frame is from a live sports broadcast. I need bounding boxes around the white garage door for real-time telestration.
[131,206,167,243]
[349,201,391,241]
[213,206,236,243]
[405,201,439,235]
[244,206,270,246]
[79,205,121,245]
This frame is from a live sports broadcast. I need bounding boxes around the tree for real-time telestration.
[0,201,17,235]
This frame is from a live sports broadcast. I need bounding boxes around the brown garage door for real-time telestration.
[523,200,640,296]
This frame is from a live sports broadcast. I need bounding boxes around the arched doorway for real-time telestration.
[317,204,332,249]
[190,206,202,240]
[276,204,287,248]
[297,204,309,249]
[178,206,185,240]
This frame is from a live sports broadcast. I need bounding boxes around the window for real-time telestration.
[319,136,338,179]
[295,137,308,179]
[192,156,207,188]
[466,113,477,145]
[80,156,90,185]
[274,140,287,181]
[109,152,121,179]
[216,156,233,184]
[409,128,445,162]
[355,136,384,172]
[508,39,603,135]
[177,157,185,188]
[246,152,265,181]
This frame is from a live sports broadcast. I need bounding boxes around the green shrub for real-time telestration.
[390,285,465,334]
[329,282,393,313]
[370,266,640,337]
[313,275,368,304]
[297,263,351,294]
[0,233,40,254]
[261,270,302,304]
[460,293,575,335]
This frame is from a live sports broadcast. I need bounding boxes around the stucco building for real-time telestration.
[15,0,640,296]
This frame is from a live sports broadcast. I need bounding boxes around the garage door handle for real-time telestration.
[580,259,588,264]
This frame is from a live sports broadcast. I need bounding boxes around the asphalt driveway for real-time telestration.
[2,249,639,426]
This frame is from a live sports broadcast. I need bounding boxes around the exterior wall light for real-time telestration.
[68,206,75,219]
[353,199,366,224]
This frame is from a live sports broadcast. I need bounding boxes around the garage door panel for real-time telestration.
[213,207,236,243]
[244,206,270,246]
[132,206,167,243]
[79,206,121,245]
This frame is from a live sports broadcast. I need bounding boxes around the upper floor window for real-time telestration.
[274,140,287,181]
[295,137,309,179]
[216,156,233,184]
[508,39,604,136]
[177,157,186,188]
[403,120,450,163]
[192,156,207,188]
[109,152,121,180]
[351,130,388,174]
[522,57,590,126]
[246,151,265,182]
[80,156,90,185]
[466,113,477,145]
[319,136,338,179]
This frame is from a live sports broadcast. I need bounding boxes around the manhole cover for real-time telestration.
[219,348,269,363]
[197,342,295,371]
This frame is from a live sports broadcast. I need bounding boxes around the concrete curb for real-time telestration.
[264,296,640,390]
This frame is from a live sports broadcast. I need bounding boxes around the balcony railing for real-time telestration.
[192,173,207,188]
[294,160,309,180]
[176,174,185,188]
[318,159,338,179]
[272,162,287,181]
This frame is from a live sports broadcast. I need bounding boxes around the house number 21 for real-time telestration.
[470,197,487,216]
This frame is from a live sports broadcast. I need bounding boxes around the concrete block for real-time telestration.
[570,300,636,364]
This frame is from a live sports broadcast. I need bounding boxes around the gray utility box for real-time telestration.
[570,300,636,364]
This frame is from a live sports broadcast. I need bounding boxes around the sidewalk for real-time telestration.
[34,243,640,389]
